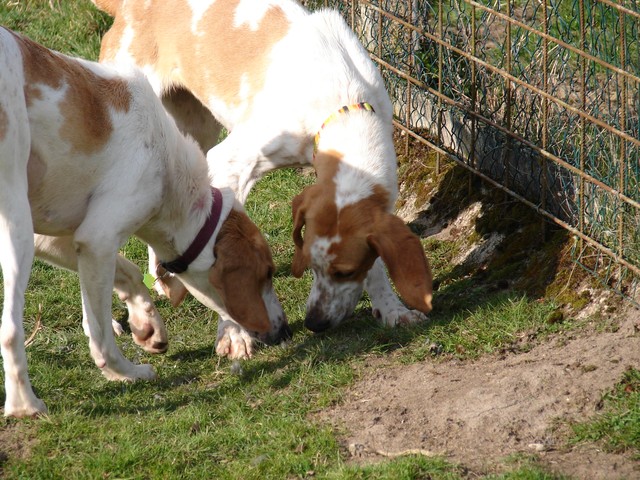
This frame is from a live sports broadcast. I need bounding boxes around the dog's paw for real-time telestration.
[216,321,254,360]
[112,319,125,336]
[101,362,157,382]
[373,305,428,327]
[4,397,48,418]
[128,306,169,354]
[132,363,157,380]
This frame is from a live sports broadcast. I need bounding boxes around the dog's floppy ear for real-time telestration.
[209,211,272,334]
[291,189,310,278]
[367,214,433,313]
[155,264,189,307]
[209,263,271,334]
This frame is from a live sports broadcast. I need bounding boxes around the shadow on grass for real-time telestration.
[20,278,545,420]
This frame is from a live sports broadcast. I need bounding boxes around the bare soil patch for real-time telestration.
[320,307,640,478]
[323,139,640,476]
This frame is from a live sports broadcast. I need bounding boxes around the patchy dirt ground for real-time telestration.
[322,141,640,477]
[320,306,640,478]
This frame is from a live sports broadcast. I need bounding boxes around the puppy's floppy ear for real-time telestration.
[291,188,310,278]
[209,210,272,334]
[209,261,271,334]
[155,264,189,307]
[367,213,433,314]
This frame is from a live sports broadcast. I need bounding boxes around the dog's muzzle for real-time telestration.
[304,306,333,333]
[259,321,293,345]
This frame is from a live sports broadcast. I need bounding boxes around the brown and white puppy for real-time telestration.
[92,0,432,343]
[0,27,290,418]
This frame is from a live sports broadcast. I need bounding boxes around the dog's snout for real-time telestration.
[279,323,293,342]
[259,316,293,346]
[151,341,169,353]
[304,307,331,333]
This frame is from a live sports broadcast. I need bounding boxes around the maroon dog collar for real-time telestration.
[160,187,223,274]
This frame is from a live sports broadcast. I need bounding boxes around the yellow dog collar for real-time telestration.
[313,102,375,159]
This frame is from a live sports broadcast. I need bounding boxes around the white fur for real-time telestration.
[94,0,429,344]
[0,27,287,417]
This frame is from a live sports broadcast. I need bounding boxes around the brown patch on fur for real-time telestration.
[367,214,433,313]
[100,0,290,119]
[292,150,342,275]
[210,209,275,333]
[0,103,8,141]
[292,153,433,310]
[327,186,390,282]
[313,149,341,185]
[23,85,43,106]
[58,75,131,154]
[14,30,131,154]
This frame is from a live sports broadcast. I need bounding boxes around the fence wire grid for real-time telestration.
[305,0,640,304]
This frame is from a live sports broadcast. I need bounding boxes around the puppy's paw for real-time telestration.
[112,319,125,336]
[373,305,428,327]
[216,320,254,360]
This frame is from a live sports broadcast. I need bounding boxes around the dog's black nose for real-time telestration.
[304,308,331,333]
[278,323,293,343]
[261,318,293,345]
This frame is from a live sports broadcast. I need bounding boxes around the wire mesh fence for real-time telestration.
[305,0,640,304]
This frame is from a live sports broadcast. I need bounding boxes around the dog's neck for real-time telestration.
[313,114,399,210]
[135,129,233,265]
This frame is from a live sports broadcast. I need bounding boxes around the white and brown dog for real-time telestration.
[92,0,433,340]
[0,27,290,417]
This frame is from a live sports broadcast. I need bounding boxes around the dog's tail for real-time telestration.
[91,0,121,16]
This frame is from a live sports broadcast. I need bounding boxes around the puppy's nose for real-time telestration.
[278,323,293,343]
[261,317,293,345]
[304,307,331,333]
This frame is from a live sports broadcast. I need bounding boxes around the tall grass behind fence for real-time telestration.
[305,0,640,304]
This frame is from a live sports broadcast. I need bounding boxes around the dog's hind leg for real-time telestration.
[0,109,47,417]
[34,235,169,354]
[72,228,156,382]
[0,207,46,417]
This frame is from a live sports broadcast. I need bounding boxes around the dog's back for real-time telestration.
[0,27,201,236]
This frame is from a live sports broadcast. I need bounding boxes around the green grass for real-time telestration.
[0,0,111,60]
[0,2,637,479]
[570,367,640,459]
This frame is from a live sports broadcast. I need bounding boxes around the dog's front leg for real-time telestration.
[365,259,428,326]
[205,127,285,204]
[74,235,156,381]
[34,235,168,354]
[0,210,48,417]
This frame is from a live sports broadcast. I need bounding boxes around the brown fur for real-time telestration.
[367,216,433,313]
[292,151,432,313]
[155,263,189,307]
[210,209,276,333]
[99,0,290,119]
[14,31,130,154]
